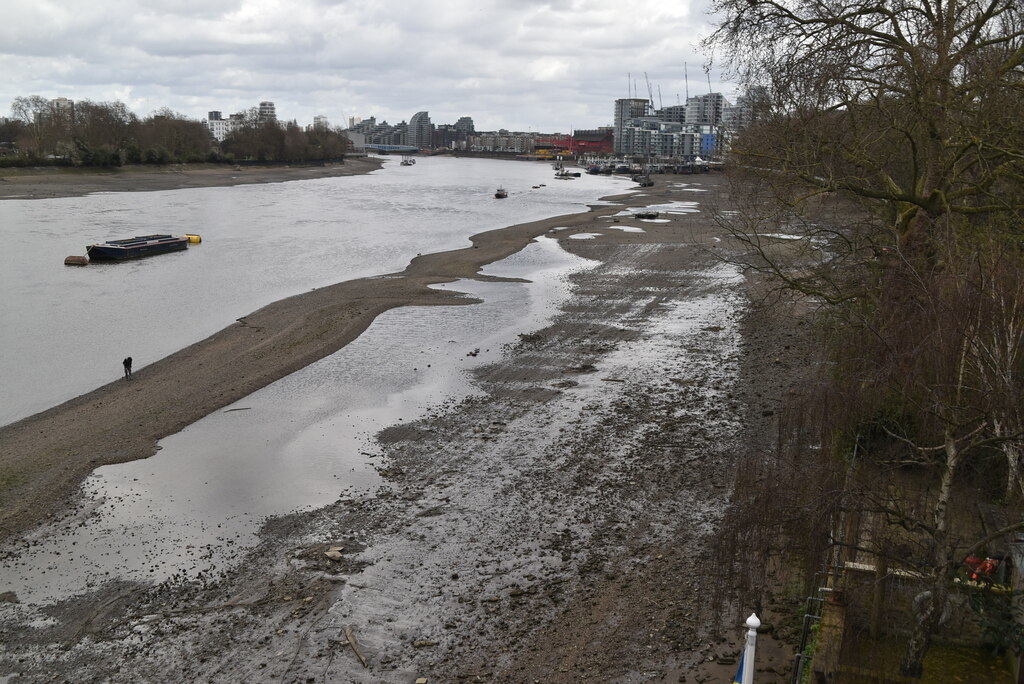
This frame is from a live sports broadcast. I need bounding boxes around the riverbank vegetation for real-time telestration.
[1,98,351,167]
[707,0,1024,678]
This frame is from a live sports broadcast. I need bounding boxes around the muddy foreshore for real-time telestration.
[0,158,383,200]
[0,175,637,543]
[0,172,808,683]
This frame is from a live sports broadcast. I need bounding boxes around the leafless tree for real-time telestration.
[706,0,1024,246]
[964,243,1024,501]
[11,95,62,157]
[74,100,137,150]
[705,0,1024,676]
[137,107,213,163]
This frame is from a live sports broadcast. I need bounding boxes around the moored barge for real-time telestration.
[86,234,192,261]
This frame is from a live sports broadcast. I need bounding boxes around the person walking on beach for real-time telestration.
[123,356,132,380]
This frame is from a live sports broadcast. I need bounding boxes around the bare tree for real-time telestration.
[963,245,1024,501]
[74,100,137,149]
[705,0,1024,676]
[11,95,59,157]
[870,242,1015,674]
[706,0,1024,246]
[137,107,212,163]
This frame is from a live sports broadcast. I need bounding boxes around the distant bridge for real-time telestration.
[365,144,420,153]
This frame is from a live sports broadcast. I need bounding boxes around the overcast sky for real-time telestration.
[1,0,729,133]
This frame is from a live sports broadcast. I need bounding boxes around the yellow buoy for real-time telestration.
[185,234,202,244]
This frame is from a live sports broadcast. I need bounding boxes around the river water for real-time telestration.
[0,156,628,426]
[0,157,631,604]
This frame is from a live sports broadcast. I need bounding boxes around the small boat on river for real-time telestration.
[494,187,508,199]
[86,234,195,261]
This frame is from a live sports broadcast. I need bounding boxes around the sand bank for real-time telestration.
[0,158,383,200]
[0,181,639,541]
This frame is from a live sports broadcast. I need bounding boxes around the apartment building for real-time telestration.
[613,98,651,155]
[258,101,276,123]
[407,111,432,149]
[614,91,756,160]
[203,101,281,141]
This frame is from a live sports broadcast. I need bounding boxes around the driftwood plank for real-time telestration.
[345,626,368,668]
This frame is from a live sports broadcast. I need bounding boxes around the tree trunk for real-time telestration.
[901,430,959,676]
[1002,440,1022,503]
[900,623,930,677]
[900,581,948,677]
[869,556,888,640]
[932,429,960,538]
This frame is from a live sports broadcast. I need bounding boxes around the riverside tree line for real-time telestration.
[0,97,351,167]
[706,0,1024,678]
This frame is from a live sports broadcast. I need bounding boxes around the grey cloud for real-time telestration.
[1,0,729,131]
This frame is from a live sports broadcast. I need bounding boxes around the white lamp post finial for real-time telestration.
[741,612,760,684]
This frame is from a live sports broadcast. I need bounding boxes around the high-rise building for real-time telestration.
[722,90,761,132]
[656,104,687,124]
[614,99,650,155]
[50,97,74,121]
[258,101,276,123]
[611,91,751,161]
[684,93,725,125]
[408,111,432,149]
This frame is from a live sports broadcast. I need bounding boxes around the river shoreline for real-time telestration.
[0,171,809,682]
[0,157,383,200]
[0,178,640,543]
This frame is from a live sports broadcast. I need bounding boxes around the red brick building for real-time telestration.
[572,128,615,155]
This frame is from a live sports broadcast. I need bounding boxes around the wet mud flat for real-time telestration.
[0,176,809,682]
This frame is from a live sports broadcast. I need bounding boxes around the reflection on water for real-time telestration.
[0,158,628,425]
[1,236,597,604]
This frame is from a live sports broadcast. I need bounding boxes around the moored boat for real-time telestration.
[86,234,191,261]
[494,187,508,198]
